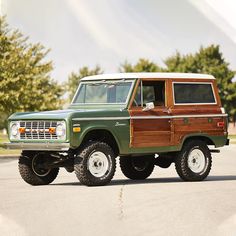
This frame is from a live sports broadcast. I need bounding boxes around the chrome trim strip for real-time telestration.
[132,114,228,119]
[72,114,227,121]
[72,117,130,121]
[4,142,70,151]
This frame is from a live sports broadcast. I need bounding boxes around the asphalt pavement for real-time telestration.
[0,145,236,236]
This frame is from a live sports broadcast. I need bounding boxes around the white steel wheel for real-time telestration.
[187,149,206,173]
[87,151,110,178]
[74,142,116,186]
[175,140,212,181]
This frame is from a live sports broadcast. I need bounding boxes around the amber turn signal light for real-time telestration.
[73,127,81,132]
[19,127,25,134]
[49,127,56,134]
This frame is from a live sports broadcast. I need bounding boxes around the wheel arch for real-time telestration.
[79,128,120,156]
[181,134,215,149]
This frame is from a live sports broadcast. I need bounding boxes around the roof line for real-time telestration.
[81,72,215,81]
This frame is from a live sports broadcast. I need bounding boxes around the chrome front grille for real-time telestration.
[19,121,58,140]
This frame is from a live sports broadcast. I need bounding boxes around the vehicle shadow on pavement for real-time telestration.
[51,175,236,186]
[207,175,236,182]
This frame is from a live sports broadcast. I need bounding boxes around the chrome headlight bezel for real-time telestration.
[10,121,20,140]
[56,121,66,140]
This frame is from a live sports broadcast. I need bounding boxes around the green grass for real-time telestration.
[0,133,8,143]
[0,133,20,155]
[0,148,20,155]
[229,135,236,144]
[0,133,8,148]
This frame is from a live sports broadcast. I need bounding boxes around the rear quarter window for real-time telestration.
[173,83,216,104]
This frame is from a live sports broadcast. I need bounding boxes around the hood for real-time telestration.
[8,107,129,121]
[8,109,75,121]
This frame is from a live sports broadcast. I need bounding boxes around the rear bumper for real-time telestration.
[4,142,70,151]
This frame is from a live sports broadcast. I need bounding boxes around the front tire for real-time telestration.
[175,140,212,181]
[74,142,116,186]
[120,155,155,180]
[18,151,59,185]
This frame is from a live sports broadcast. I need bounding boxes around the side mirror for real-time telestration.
[142,102,154,111]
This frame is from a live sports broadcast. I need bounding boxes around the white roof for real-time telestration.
[81,72,215,81]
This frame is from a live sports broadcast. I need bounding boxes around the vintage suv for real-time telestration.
[6,72,229,186]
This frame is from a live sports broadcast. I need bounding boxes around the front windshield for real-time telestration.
[72,80,133,104]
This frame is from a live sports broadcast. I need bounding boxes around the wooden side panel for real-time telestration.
[172,117,226,145]
[131,119,171,147]
[169,78,225,146]
[133,119,170,132]
[129,77,224,148]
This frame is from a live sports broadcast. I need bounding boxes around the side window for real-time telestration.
[132,80,166,107]
[143,85,155,104]
[174,83,215,104]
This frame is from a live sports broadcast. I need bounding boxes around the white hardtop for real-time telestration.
[81,72,215,81]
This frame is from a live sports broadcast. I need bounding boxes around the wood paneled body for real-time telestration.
[170,79,226,146]
[129,108,172,147]
[172,116,226,145]
[129,77,226,149]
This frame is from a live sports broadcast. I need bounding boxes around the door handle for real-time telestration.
[163,108,171,114]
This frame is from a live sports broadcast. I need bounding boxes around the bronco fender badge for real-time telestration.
[115,122,126,127]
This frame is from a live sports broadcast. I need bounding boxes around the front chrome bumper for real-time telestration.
[4,142,70,151]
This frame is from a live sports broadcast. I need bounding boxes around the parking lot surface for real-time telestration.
[0,145,236,236]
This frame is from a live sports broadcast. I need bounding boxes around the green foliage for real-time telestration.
[0,16,64,124]
[120,58,162,72]
[67,66,103,101]
[0,112,7,129]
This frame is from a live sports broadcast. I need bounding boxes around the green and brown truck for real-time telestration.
[5,72,229,186]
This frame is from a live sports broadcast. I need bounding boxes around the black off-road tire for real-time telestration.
[175,140,212,181]
[74,142,116,186]
[120,156,155,180]
[18,151,59,185]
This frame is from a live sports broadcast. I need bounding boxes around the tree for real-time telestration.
[0,17,64,127]
[67,66,103,101]
[120,58,162,72]
[165,45,236,118]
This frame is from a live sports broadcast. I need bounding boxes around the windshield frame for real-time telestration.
[71,79,135,105]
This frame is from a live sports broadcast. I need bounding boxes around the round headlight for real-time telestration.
[56,123,65,137]
[11,123,19,136]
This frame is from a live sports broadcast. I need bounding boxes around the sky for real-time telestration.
[1,0,236,82]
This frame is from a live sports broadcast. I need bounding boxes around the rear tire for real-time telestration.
[74,142,116,186]
[175,140,212,181]
[120,155,155,180]
[18,151,59,185]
